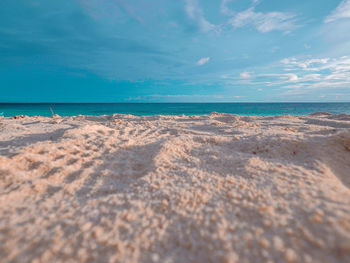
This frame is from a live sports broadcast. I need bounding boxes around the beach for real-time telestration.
[0,112,350,263]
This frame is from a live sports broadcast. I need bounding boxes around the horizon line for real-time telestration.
[1,102,350,104]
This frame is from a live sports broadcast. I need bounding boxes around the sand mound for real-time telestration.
[0,113,350,263]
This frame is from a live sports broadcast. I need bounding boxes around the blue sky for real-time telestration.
[1,0,350,102]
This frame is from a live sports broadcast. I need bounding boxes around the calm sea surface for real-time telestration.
[1,103,350,117]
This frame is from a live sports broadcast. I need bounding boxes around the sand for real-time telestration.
[0,112,350,263]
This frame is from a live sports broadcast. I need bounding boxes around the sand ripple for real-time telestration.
[0,113,350,263]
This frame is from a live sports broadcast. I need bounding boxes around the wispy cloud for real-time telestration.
[228,8,298,33]
[274,56,350,93]
[280,57,350,72]
[255,73,299,85]
[325,0,350,23]
[225,56,350,100]
[197,57,210,66]
[221,0,299,33]
[188,0,298,34]
[185,0,216,32]
[220,0,234,16]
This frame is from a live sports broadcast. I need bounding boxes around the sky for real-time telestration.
[1,0,350,102]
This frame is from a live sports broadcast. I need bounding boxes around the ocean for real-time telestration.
[1,103,350,117]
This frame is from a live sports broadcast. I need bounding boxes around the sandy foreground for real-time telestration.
[0,113,350,263]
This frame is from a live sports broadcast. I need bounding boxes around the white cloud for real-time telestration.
[197,57,210,65]
[221,1,299,33]
[285,73,299,82]
[277,56,350,95]
[187,0,299,34]
[219,55,350,100]
[302,74,322,81]
[185,0,216,32]
[281,58,331,71]
[281,56,350,72]
[220,0,234,16]
[228,8,298,33]
[235,56,350,96]
[259,73,299,84]
[240,72,251,79]
[325,0,350,23]
[221,0,260,15]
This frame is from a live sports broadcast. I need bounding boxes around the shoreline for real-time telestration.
[1,110,350,118]
[1,102,350,118]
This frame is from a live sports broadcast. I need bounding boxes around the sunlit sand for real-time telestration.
[0,113,350,262]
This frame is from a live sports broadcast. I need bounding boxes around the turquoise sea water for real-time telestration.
[1,103,350,117]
